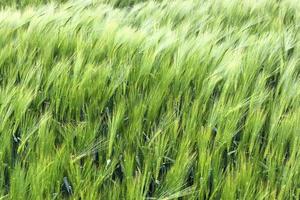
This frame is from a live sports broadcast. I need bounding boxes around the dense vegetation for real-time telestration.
[0,0,299,199]
[0,0,148,8]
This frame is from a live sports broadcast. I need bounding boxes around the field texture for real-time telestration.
[0,0,300,199]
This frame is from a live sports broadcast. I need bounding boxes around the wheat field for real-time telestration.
[0,0,299,199]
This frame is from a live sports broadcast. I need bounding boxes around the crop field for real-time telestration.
[0,0,299,199]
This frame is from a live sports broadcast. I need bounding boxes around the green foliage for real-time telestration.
[0,0,300,199]
[0,0,151,8]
